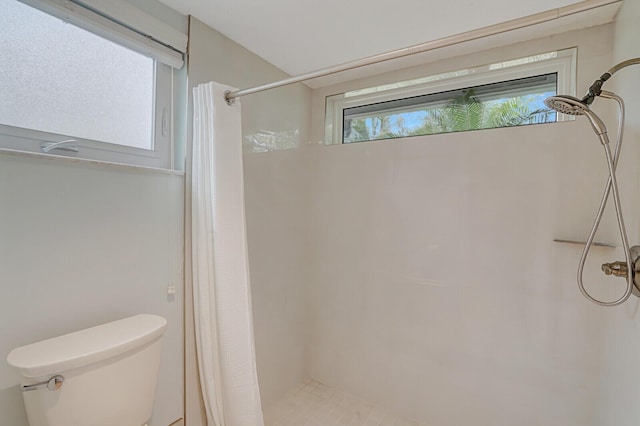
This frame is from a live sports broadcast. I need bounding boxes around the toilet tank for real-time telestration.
[7,314,167,426]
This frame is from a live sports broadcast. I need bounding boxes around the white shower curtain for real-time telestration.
[191,81,264,426]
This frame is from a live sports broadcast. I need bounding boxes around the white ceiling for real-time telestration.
[159,0,619,85]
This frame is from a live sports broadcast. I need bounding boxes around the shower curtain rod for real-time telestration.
[225,0,620,104]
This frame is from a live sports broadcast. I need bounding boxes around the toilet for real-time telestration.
[6,314,167,426]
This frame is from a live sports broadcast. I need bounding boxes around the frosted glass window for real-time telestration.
[0,0,154,149]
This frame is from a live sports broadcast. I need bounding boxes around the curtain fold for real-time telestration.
[191,81,264,426]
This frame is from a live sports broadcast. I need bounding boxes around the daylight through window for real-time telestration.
[325,49,576,145]
[343,74,557,143]
[0,0,155,149]
[0,0,182,169]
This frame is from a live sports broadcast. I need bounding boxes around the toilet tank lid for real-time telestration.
[7,314,167,378]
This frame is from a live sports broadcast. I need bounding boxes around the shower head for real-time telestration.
[544,94,589,116]
[544,94,607,138]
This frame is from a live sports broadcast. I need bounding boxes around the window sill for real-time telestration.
[0,148,184,177]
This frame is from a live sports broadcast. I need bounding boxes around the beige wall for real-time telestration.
[595,0,640,423]
[0,153,184,426]
[307,24,616,425]
[185,17,312,425]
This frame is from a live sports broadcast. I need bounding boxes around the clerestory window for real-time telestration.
[325,49,576,145]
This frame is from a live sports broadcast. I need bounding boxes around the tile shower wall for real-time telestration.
[308,25,617,425]
[186,18,312,424]
[595,0,640,424]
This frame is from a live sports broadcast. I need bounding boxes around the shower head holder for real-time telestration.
[581,73,610,105]
[579,58,640,105]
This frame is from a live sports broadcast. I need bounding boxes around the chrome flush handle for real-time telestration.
[21,375,64,392]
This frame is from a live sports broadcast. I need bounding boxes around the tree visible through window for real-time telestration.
[342,73,557,143]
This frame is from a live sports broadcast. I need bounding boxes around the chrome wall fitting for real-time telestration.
[601,245,640,297]
[602,261,628,277]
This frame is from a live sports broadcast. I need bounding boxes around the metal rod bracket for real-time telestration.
[224,91,236,106]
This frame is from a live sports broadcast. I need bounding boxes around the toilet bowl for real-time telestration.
[7,314,167,426]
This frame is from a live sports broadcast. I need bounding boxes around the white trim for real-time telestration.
[0,148,185,176]
[18,0,184,68]
[325,48,577,145]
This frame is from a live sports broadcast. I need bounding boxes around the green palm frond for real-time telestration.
[443,89,487,131]
[345,89,554,142]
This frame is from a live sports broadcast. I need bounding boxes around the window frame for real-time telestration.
[0,0,179,170]
[324,48,577,145]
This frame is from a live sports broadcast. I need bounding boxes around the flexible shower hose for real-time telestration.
[577,92,634,306]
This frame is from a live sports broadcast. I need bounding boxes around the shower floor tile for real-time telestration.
[264,379,422,426]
